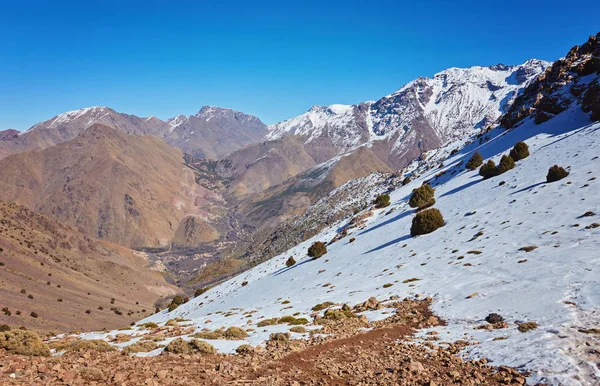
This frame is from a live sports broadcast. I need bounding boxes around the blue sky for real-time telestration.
[1,0,599,129]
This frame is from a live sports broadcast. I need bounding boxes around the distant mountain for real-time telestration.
[0,129,19,141]
[0,124,213,248]
[0,200,177,332]
[164,106,268,159]
[0,106,267,161]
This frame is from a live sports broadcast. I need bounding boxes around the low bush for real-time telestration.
[194,287,209,297]
[223,326,248,339]
[188,339,216,354]
[285,256,296,267]
[0,330,50,356]
[311,302,335,312]
[0,324,10,332]
[307,241,327,259]
[509,141,530,161]
[408,185,435,209]
[546,165,569,182]
[497,155,515,174]
[479,160,498,179]
[269,332,290,342]
[168,294,188,312]
[139,322,158,330]
[373,194,391,209]
[289,326,306,333]
[164,338,215,354]
[465,152,483,170]
[518,321,539,332]
[235,344,254,354]
[123,341,159,354]
[410,208,445,237]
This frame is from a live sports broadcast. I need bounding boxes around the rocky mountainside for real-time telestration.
[0,201,177,332]
[0,124,214,249]
[501,32,600,128]
[0,106,267,162]
[268,60,549,170]
[165,106,268,159]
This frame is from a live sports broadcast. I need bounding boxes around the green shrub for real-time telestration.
[518,322,539,332]
[307,241,327,259]
[410,208,445,237]
[465,152,483,170]
[191,330,223,340]
[546,165,569,182]
[479,160,498,179]
[509,141,530,161]
[402,176,411,186]
[373,194,391,209]
[0,330,50,357]
[289,326,306,333]
[497,155,515,174]
[408,185,435,209]
[285,256,296,267]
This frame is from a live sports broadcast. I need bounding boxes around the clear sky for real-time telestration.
[1,0,599,130]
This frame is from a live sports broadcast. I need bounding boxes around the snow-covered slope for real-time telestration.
[268,60,549,168]
[90,105,600,385]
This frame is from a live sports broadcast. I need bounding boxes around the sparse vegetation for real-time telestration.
[269,332,290,341]
[547,165,569,182]
[139,322,159,330]
[312,302,335,311]
[465,152,483,170]
[409,184,435,209]
[0,330,50,356]
[411,208,445,236]
[519,246,538,252]
[373,193,391,209]
[289,326,306,333]
[68,339,115,353]
[518,322,539,332]
[123,341,158,354]
[307,241,327,259]
[223,326,248,339]
[509,141,530,161]
[485,313,504,324]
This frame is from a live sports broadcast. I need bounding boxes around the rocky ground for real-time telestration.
[0,300,534,385]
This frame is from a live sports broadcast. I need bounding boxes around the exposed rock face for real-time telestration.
[0,124,205,248]
[0,201,176,332]
[164,106,268,159]
[172,216,219,246]
[501,32,600,128]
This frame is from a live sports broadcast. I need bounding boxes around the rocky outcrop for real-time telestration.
[501,32,600,128]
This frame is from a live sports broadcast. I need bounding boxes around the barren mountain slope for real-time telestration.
[0,124,208,248]
[0,201,177,333]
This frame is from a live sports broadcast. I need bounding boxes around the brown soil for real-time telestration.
[0,300,528,385]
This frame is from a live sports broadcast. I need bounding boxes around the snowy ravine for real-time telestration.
[84,109,599,385]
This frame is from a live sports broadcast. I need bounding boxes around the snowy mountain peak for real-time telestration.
[268,59,550,168]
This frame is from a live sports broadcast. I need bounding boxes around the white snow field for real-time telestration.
[84,108,599,385]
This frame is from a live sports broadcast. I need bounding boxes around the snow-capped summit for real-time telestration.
[268,59,550,169]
